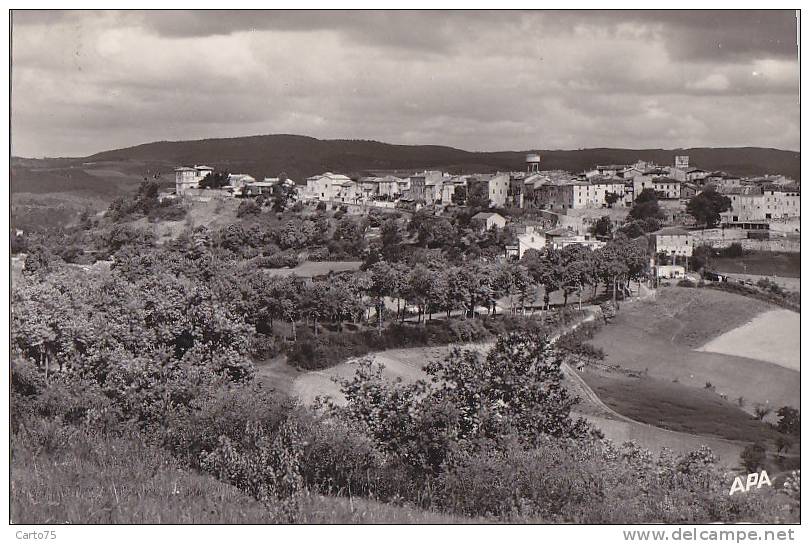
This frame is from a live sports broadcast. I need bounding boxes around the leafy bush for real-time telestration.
[237,200,261,218]
[199,420,303,521]
[447,318,489,342]
[148,201,187,222]
[719,242,745,258]
[740,442,767,472]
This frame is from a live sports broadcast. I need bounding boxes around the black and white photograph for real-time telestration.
[7,7,802,536]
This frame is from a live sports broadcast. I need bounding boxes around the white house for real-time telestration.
[471,212,507,231]
[650,227,693,271]
[174,165,214,195]
[305,172,354,201]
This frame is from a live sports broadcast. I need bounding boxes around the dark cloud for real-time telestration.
[627,10,798,62]
[10,10,799,157]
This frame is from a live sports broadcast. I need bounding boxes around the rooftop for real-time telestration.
[545,227,577,237]
[652,226,691,236]
[472,212,505,220]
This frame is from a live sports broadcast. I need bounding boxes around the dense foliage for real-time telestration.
[10,189,800,524]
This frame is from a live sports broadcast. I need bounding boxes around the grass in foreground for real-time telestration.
[10,428,473,524]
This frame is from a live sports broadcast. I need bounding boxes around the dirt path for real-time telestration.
[291,304,762,467]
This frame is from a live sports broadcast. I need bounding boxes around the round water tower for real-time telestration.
[526,153,541,173]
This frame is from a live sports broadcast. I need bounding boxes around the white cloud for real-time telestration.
[10,10,800,157]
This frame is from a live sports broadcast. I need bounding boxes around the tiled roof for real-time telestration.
[545,227,577,237]
[652,227,690,236]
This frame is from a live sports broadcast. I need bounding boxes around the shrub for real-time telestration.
[298,416,417,501]
[249,333,282,360]
[740,442,767,472]
[448,318,489,342]
[237,200,261,218]
[199,420,303,521]
[148,202,187,222]
[719,242,745,258]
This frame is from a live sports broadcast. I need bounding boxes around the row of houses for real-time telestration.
[174,166,300,198]
[302,170,512,208]
[174,155,799,232]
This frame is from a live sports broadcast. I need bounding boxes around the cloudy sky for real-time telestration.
[11,9,800,157]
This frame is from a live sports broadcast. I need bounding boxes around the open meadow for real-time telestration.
[587,287,800,413]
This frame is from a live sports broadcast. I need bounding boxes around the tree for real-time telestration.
[595,243,628,308]
[687,188,731,228]
[492,261,532,315]
[270,183,296,212]
[332,331,591,473]
[604,192,620,208]
[199,171,230,189]
[691,243,714,273]
[466,182,490,209]
[754,405,772,421]
[776,406,800,436]
[775,436,793,458]
[368,261,394,333]
[424,332,590,443]
[521,247,562,310]
[559,244,593,310]
[628,189,665,222]
[451,185,468,206]
[590,216,614,239]
[417,217,456,249]
[740,442,766,473]
[380,218,404,261]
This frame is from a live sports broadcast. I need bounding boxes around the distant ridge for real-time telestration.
[83,134,802,181]
[12,134,800,195]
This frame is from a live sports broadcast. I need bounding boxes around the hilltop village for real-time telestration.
[170,153,800,280]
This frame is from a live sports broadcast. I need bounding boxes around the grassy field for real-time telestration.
[580,369,788,445]
[588,287,799,413]
[713,252,801,278]
[11,430,472,524]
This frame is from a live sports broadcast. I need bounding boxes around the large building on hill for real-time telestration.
[304,172,355,202]
[719,183,801,227]
[631,175,682,200]
[408,170,447,202]
[174,165,214,195]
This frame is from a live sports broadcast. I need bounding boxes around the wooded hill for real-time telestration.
[12,134,800,196]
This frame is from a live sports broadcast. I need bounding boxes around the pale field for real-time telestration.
[696,309,800,371]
